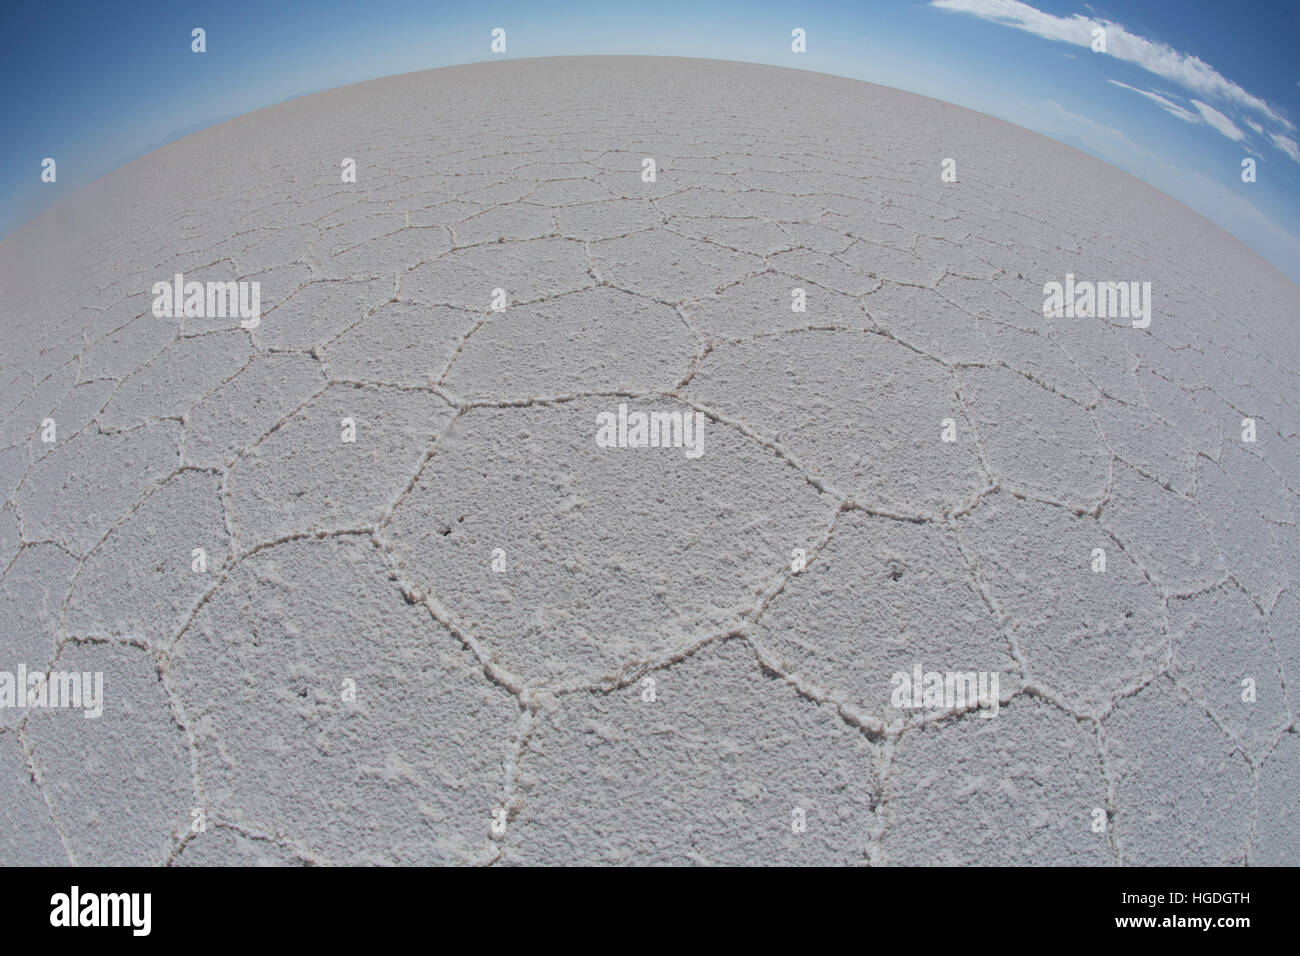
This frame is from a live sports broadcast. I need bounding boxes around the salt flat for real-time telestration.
[1,56,1297,865]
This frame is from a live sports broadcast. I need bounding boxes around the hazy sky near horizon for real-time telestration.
[4,0,1298,282]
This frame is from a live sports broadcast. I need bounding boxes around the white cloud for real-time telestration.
[1107,80,1198,123]
[1023,99,1300,284]
[932,0,1294,131]
[1191,99,1245,142]
[1245,118,1265,136]
[1268,131,1300,164]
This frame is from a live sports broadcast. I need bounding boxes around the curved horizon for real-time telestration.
[4,0,1299,286]
[9,53,1297,294]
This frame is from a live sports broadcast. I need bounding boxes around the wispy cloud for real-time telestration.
[1267,130,1300,164]
[1107,79,1197,123]
[932,0,1295,137]
[1191,99,1245,142]
[1024,98,1300,284]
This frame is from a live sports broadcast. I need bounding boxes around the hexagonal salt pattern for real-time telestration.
[0,57,1295,865]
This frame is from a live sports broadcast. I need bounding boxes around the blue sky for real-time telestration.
[4,0,1298,282]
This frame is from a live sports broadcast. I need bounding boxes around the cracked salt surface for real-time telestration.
[0,56,1297,865]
